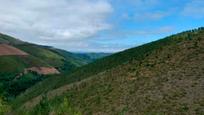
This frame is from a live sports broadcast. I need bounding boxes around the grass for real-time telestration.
[12,27,204,110]
[0,97,11,115]
[0,33,24,45]
[0,33,95,104]
[16,45,65,67]
[0,56,25,73]
[16,28,204,114]
[0,55,50,74]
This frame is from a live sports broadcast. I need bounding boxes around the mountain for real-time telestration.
[11,27,204,114]
[74,52,112,63]
[0,33,109,99]
[52,49,111,67]
[0,44,28,56]
[0,33,25,45]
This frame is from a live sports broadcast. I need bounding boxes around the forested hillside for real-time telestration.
[0,33,108,101]
[11,27,204,115]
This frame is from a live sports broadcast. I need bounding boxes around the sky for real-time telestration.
[0,0,203,53]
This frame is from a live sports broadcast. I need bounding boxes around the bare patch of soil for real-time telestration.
[25,67,60,75]
[0,44,28,56]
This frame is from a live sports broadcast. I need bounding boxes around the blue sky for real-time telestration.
[0,0,203,52]
[91,0,204,52]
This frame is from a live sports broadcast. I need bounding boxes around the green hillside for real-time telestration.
[0,33,25,45]
[12,27,204,114]
[73,52,112,64]
[53,49,111,67]
[0,34,109,100]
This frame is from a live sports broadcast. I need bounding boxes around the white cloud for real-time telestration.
[0,0,113,43]
[182,0,204,18]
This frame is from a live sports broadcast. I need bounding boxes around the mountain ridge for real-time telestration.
[12,27,204,114]
[0,33,109,100]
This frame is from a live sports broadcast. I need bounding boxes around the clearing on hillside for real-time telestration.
[0,44,28,56]
[25,67,60,75]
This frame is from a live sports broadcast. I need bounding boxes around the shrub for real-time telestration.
[0,97,10,114]
[54,98,81,115]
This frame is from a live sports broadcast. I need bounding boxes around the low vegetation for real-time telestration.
[10,27,204,114]
[0,97,10,115]
[17,97,81,115]
[0,34,108,104]
[0,28,203,114]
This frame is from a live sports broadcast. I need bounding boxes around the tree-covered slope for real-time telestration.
[53,49,112,67]
[0,33,25,45]
[0,33,110,74]
[0,34,68,74]
[0,33,109,100]
[13,27,204,115]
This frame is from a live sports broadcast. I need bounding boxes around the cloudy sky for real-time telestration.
[0,0,203,52]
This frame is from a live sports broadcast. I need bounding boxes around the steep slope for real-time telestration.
[0,33,25,45]
[0,44,28,56]
[0,34,68,74]
[0,33,111,73]
[0,33,109,99]
[13,28,204,114]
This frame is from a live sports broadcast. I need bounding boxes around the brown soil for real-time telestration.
[0,44,28,56]
[26,67,60,75]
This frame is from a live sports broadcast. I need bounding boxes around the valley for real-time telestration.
[1,28,202,115]
[1,1,204,114]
